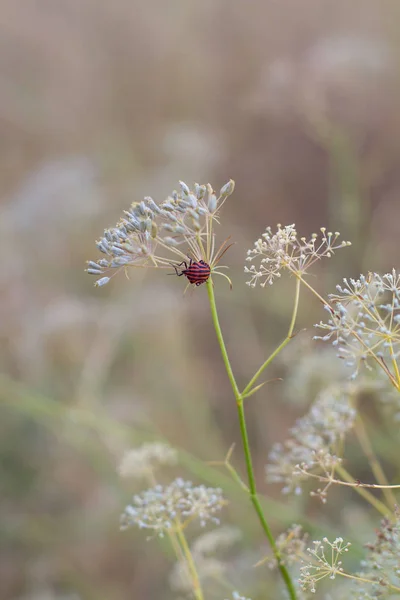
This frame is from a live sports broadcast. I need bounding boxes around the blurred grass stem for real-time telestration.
[335,465,393,518]
[206,278,297,600]
[354,415,397,509]
[174,523,204,600]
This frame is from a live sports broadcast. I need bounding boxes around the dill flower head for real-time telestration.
[266,386,356,499]
[299,537,351,594]
[314,271,400,384]
[245,225,350,287]
[120,478,226,536]
[87,179,235,287]
[118,442,178,479]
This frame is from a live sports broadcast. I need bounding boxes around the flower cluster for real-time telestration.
[266,525,309,569]
[118,442,178,479]
[169,526,242,594]
[354,512,400,599]
[245,225,350,287]
[299,537,351,594]
[120,478,226,537]
[266,386,356,498]
[315,271,400,384]
[87,180,235,287]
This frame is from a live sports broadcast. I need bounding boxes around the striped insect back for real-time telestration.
[173,259,211,286]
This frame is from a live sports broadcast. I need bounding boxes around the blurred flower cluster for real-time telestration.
[226,593,252,600]
[120,477,226,536]
[354,511,400,599]
[315,271,400,386]
[265,525,309,569]
[118,442,178,479]
[87,180,235,287]
[245,225,350,287]
[266,386,356,498]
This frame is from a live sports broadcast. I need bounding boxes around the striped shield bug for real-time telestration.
[173,259,211,286]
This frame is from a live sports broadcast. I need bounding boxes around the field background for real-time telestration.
[2,1,400,599]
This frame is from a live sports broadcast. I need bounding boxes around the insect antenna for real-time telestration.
[212,236,235,266]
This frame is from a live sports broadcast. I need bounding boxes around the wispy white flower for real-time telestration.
[245,225,350,287]
[118,442,177,479]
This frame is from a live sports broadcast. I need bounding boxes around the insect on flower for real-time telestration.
[86,179,236,289]
[173,258,211,286]
[170,235,234,291]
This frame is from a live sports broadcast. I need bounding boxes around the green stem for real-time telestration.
[206,279,297,600]
[242,277,300,396]
[175,523,204,600]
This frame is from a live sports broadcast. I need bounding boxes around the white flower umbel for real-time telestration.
[315,271,400,385]
[87,180,235,287]
[245,225,350,287]
[120,478,226,537]
[299,537,351,594]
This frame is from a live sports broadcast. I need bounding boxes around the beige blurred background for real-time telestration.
[2,1,400,599]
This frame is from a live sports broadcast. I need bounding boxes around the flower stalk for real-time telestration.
[174,523,204,600]
[206,278,298,600]
[242,276,301,397]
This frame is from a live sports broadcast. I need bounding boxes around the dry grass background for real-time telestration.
[2,1,400,598]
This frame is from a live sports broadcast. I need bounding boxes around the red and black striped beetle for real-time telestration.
[173,258,211,286]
